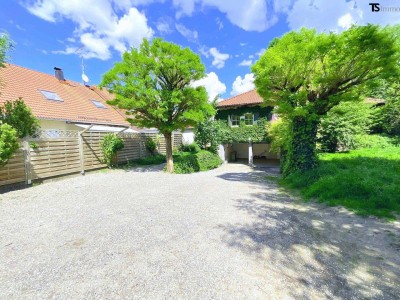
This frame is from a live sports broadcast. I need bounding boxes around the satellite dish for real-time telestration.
[82,73,90,84]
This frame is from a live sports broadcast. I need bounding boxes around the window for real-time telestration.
[231,115,240,126]
[244,113,254,125]
[40,90,63,102]
[91,100,107,109]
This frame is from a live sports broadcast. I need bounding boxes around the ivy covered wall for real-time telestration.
[215,105,273,122]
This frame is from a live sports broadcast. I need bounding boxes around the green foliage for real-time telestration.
[353,134,399,149]
[179,142,201,153]
[145,137,158,155]
[101,38,214,172]
[100,38,214,133]
[172,150,222,174]
[267,119,290,153]
[363,76,400,136]
[376,98,400,136]
[0,98,39,138]
[100,133,124,167]
[281,145,400,219]
[0,34,12,68]
[195,118,269,153]
[215,106,273,121]
[226,117,270,144]
[0,122,19,166]
[318,102,373,152]
[195,120,228,153]
[253,25,400,175]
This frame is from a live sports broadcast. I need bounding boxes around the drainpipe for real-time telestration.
[248,138,253,166]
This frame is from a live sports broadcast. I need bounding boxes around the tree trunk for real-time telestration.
[283,115,319,176]
[164,132,174,173]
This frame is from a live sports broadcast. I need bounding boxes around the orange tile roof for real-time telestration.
[0,64,130,127]
[217,89,263,108]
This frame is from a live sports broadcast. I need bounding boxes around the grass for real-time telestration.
[280,146,400,219]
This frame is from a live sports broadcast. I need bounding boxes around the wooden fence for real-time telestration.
[0,130,182,187]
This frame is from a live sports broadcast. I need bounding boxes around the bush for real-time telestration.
[0,122,19,166]
[101,133,124,167]
[145,137,157,155]
[318,102,372,152]
[179,142,201,153]
[0,98,39,138]
[375,98,400,136]
[173,150,222,174]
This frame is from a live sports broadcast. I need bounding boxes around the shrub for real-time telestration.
[0,122,19,166]
[0,98,39,138]
[101,133,124,167]
[376,98,400,136]
[145,137,157,155]
[179,142,201,153]
[195,150,223,171]
[173,150,222,174]
[318,102,372,152]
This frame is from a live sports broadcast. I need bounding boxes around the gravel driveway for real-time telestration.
[1,163,399,299]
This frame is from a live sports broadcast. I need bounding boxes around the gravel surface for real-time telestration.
[0,163,399,299]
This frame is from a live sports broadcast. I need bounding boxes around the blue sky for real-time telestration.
[1,0,399,100]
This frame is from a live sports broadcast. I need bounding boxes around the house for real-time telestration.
[216,89,279,164]
[0,64,139,134]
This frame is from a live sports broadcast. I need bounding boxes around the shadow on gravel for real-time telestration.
[218,169,400,299]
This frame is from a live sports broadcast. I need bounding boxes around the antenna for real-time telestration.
[76,47,90,85]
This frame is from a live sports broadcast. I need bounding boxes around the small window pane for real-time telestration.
[244,113,254,125]
[92,100,107,109]
[231,115,240,126]
[40,90,63,101]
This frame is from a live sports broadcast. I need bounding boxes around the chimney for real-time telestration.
[54,67,65,81]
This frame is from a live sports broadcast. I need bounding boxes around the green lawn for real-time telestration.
[280,147,400,219]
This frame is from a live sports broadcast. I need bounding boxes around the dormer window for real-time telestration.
[91,100,107,109]
[40,90,63,102]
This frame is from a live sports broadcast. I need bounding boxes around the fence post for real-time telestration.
[78,132,85,175]
[22,138,32,184]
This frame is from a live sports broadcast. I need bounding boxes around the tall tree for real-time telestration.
[253,25,399,176]
[101,38,214,172]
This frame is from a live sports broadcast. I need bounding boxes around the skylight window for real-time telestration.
[40,90,63,102]
[91,100,107,109]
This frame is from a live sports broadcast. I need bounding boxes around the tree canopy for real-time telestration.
[101,38,214,172]
[253,25,400,175]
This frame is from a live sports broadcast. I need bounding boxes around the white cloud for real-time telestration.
[157,18,173,34]
[284,0,399,32]
[22,0,154,60]
[173,0,274,31]
[209,47,229,69]
[231,73,255,96]
[338,13,355,30]
[175,23,198,42]
[239,59,252,67]
[192,72,226,102]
